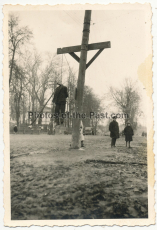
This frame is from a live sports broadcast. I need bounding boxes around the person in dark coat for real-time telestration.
[124,122,134,148]
[109,116,119,147]
[53,83,68,125]
[13,125,18,134]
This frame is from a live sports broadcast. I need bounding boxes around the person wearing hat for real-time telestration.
[109,115,119,147]
[123,122,134,148]
[52,82,68,125]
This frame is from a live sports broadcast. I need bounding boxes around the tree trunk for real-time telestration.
[15,99,20,127]
[38,102,44,125]
[9,48,16,86]
[23,98,25,124]
[32,96,35,126]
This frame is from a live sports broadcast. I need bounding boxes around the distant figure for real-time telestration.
[92,127,95,135]
[13,125,18,134]
[48,121,55,135]
[80,120,85,148]
[109,116,119,147]
[142,131,147,137]
[124,122,134,148]
[53,82,68,125]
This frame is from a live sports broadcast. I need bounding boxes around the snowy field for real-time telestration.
[10,134,148,220]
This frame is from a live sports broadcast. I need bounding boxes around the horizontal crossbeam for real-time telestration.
[86,48,104,69]
[57,41,111,54]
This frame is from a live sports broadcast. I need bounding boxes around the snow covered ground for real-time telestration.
[10,134,147,220]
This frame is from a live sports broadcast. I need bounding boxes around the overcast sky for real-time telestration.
[11,8,152,124]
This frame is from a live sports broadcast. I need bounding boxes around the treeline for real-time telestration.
[109,78,141,130]
[9,13,140,130]
[9,13,103,128]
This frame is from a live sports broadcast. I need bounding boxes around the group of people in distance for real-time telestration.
[78,116,134,149]
[109,115,134,148]
[79,116,134,149]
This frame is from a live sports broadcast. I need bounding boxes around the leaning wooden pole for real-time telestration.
[71,10,91,148]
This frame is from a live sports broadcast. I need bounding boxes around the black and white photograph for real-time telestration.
[3,3,155,226]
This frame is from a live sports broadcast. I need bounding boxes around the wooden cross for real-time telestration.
[57,10,111,149]
[57,41,111,69]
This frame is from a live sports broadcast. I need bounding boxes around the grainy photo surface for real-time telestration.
[3,4,155,226]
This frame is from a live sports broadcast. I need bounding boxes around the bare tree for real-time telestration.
[10,63,25,126]
[24,51,61,125]
[83,86,103,130]
[110,78,140,129]
[22,50,42,125]
[9,14,33,86]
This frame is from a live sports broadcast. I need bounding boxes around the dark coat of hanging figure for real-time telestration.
[109,116,119,147]
[53,83,68,125]
[124,122,134,148]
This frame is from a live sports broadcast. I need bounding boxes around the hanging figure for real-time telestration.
[124,122,134,148]
[52,82,68,125]
[109,116,119,147]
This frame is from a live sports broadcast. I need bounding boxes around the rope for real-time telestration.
[63,53,75,78]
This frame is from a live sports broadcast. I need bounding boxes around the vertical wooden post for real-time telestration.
[71,10,91,148]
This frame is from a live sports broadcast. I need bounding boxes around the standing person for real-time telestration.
[13,125,18,134]
[109,115,119,147]
[52,82,68,125]
[124,122,134,148]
